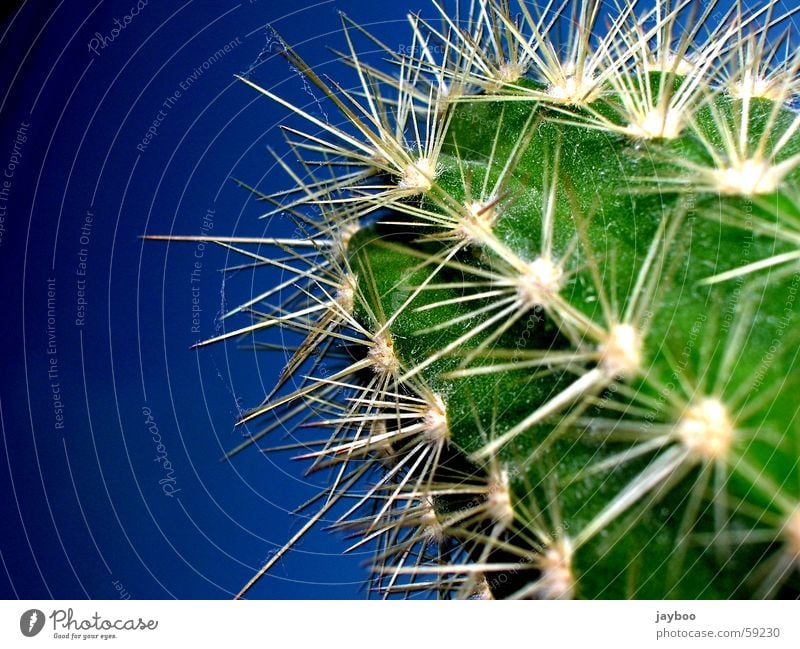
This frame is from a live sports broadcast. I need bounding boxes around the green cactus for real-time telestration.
[150,0,800,598]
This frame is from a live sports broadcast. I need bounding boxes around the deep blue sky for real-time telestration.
[0,0,763,600]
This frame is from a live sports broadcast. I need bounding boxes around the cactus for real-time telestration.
[150,0,800,598]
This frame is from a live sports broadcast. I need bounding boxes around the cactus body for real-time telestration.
[151,0,800,598]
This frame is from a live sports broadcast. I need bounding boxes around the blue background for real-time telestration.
[0,0,434,600]
[0,0,757,600]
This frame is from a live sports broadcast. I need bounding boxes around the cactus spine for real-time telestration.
[151,0,800,598]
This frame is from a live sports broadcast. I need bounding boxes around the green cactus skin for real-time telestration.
[149,0,800,599]
[349,91,800,598]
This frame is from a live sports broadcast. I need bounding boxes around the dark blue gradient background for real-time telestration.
[0,0,753,600]
[0,0,434,600]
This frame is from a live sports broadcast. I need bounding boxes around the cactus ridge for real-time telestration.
[149,0,800,599]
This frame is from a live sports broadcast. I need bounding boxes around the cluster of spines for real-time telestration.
[147,0,800,598]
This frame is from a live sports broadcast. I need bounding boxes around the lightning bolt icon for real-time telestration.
[28,612,38,632]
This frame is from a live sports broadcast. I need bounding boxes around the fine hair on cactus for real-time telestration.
[148,0,800,599]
